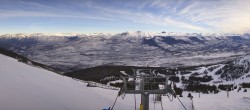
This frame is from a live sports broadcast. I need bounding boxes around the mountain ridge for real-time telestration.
[1,31,249,38]
[0,32,249,72]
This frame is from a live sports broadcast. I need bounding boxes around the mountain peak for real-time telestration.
[0,31,247,38]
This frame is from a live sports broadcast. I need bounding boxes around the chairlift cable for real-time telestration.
[133,73,136,110]
[111,93,119,110]
[176,96,187,110]
[167,94,173,102]
[134,91,136,110]
[160,95,164,110]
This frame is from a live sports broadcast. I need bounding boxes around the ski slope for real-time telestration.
[0,54,249,110]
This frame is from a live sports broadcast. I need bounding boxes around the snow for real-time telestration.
[0,32,245,38]
[206,64,225,84]
[120,71,129,76]
[189,91,250,110]
[107,80,123,85]
[0,54,250,110]
[0,54,116,110]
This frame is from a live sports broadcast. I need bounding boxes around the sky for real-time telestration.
[0,0,250,34]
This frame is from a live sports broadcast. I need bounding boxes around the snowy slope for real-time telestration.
[0,54,116,110]
[0,54,250,110]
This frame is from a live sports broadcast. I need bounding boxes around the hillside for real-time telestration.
[65,54,250,91]
[0,47,59,73]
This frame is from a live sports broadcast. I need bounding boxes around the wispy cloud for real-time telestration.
[1,0,250,33]
[174,0,250,33]
[81,0,207,32]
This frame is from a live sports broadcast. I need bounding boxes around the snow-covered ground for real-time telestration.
[0,54,249,110]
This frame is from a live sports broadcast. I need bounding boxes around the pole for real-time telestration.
[141,93,144,109]
[140,104,143,110]
[227,89,229,98]
[143,92,149,110]
[143,76,149,110]
[191,98,194,110]
[199,92,200,98]
[141,92,149,110]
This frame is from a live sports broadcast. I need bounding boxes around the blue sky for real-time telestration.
[0,0,250,34]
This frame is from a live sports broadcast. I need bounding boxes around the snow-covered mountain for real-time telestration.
[0,32,250,72]
[65,54,250,89]
[1,52,250,110]
[177,54,250,85]
[217,55,250,81]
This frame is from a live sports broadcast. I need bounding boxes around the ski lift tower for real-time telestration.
[119,68,176,110]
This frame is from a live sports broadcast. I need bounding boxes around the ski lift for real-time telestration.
[118,68,176,110]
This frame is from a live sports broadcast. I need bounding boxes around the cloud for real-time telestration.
[84,0,207,32]
[175,0,250,33]
[1,0,250,33]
